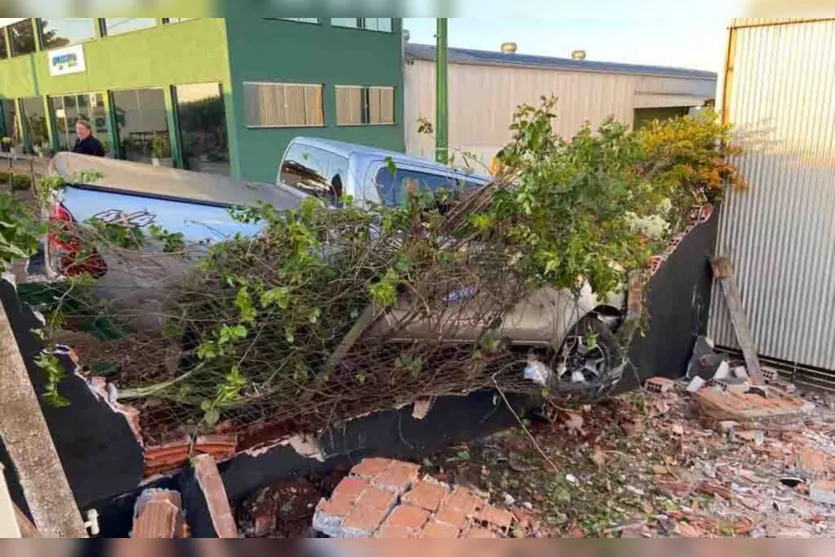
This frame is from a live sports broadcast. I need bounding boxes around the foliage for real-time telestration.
[36,350,71,408]
[23,98,744,436]
[0,193,42,272]
[0,172,33,191]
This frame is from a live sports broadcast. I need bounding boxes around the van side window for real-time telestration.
[374,167,462,207]
[279,143,349,204]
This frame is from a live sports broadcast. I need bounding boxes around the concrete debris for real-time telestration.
[687,376,706,393]
[132,489,187,538]
[282,435,325,463]
[713,361,731,381]
[645,377,676,394]
[412,399,433,420]
[809,482,835,506]
[734,366,749,379]
[524,358,552,387]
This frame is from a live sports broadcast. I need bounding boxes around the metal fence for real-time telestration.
[709,19,835,389]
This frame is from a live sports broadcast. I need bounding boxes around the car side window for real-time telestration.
[279,144,349,205]
[374,167,463,207]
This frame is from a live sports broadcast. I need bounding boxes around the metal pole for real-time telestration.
[435,18,448,165]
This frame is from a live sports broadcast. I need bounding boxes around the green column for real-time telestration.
[164,86,182,168]
[435,18,448,165]
[1,26,10,60]
[102,92,120,158]
[41,96,58,153]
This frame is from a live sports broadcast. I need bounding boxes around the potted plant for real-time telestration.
[151,135,172,168]
[1,137,11,154]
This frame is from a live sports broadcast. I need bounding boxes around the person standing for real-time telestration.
[72,120,106,157]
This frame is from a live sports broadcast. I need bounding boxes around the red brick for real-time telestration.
[193,455,237,539]
[374,461,420,495]
[402,480,448,512]
[442,488,482,515]
[384,504,430,531]
[316,496,355,520]
[342,504,391,536]
[464,527,497,538]
[351,458,392,479]
[357,486,397,512]
[433,504,469,530]
[377,524,415,538]
[422,521,460,539]
[475,504,513,530]
[332,477,370,501]
[799,448,828,476]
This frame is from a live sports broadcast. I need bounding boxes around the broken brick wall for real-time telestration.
[619,207,719,393]
[0,279,144,513]
[0,209,717,536]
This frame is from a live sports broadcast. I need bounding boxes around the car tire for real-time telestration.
[553,316,625,399]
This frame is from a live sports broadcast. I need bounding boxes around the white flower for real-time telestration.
[626,212,670,239]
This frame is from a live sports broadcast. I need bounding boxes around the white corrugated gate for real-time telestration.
[709,19,835,382]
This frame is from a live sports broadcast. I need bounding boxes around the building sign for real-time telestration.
[48,44,87,77]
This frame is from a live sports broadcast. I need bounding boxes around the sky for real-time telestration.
[405,0,747,72]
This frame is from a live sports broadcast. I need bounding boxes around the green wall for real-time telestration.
[0,18,238,171]
[0,17,407,184]
[224,17,405,183]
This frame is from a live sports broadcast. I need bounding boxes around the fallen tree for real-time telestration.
[18,98,745,444]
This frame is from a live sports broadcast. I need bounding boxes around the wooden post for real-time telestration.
[711,256,765,385]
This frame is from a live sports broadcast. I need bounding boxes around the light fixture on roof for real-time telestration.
[572,50,587,60]
[501,42,517,54]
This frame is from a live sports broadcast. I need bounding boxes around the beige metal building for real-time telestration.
[709,18,835,387]
[404,43,717,167]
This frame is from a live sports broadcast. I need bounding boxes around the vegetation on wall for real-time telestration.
[13,98,744,444]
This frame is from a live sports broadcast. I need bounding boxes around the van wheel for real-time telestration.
[554,317,624,395]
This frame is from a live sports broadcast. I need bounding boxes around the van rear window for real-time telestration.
[280,143,349,204]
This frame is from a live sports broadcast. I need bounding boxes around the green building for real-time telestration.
[0,17,405,182]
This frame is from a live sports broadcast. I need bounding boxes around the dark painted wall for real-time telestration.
[618,211,719,393]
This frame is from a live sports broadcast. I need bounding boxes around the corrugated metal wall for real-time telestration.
[709,19,835,376]
[404,60,715,166]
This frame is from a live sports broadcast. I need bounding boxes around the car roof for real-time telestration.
[289,137,491,183]
[50,152,306,209]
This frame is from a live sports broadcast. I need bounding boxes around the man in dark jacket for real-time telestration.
[73,120,106,157]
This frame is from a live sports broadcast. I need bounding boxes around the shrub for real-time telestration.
[0,172,34,191]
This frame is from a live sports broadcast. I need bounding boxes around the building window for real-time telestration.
[20,97,48,154]
[331,18,392,32]
[0,31,8,60]
[39,19,97,49]
[103,18,157,37]
[336,86,395,126]
[9,19,37,57]
[112,88,171,165]
[50,93,110,153]
[278,18,319,24]
[0,99,17,145]
[163,18,194,24]
[174,83,230,176]
[243,82,324,128]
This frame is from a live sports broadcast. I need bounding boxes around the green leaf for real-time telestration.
[203,408,220,428]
